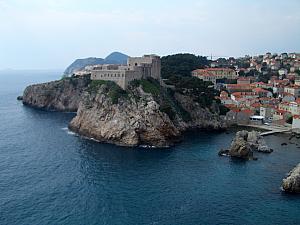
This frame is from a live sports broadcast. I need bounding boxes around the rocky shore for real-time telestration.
[219,130,272,160]
[21,76,226,148]
[22,76,90,112]
[282,163,300,194]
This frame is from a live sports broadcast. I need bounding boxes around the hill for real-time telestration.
[64,52,129,75]
[64,57,104,75]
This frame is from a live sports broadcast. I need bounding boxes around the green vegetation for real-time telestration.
[131,78,161,96]
[218,103,230,115]
[161,54,209,79]
[88,80,108,93]
[160,102,176,121]
[165,75,218,107]
[89,80,128,104]
[107,82,128,104]
[162,88,192,122]
[131,78,192,122]
[286,115,293,124]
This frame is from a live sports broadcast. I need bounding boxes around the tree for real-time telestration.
[161,54,209,79]
[286,115,293,124]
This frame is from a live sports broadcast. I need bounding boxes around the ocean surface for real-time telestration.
[0,70,300,225]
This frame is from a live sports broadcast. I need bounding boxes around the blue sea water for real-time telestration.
[0,70,300,225]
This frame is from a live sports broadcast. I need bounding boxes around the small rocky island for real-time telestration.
[219,130,272,160]
[282,163,300,194]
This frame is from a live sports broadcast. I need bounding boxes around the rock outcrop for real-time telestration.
[22,76,90,112]
[69,85,180,147]
[21,77,226,147]
[282,163,300,193]
[220,130,272,160]
[247,131,273,153]
[68,83,225,147]
[228,130,254,160]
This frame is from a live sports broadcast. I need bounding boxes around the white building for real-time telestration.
[191,68,238,84]
[292,115,300,129]
[278,68,288,76]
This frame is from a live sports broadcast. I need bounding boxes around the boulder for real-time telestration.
[228,131,254,160]
[247,131,273,153]
[282,163,300,193]
[223,130,272,160]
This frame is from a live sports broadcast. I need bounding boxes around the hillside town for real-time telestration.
[192,52,300,130]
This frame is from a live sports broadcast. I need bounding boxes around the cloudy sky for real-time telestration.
[0,0,300,69]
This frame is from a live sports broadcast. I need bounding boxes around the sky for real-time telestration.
[0,0,300,70]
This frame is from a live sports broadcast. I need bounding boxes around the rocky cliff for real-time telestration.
[22,76,91,112]
[22,77,226,147]
[282,163,300,193]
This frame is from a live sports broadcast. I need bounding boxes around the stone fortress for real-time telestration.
[90,55,161,90]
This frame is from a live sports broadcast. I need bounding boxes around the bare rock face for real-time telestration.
[22,76,90,112]
[229,130,254,160]
[69,85,180,147]
[247,131,273,153]
[282,164,300,193]
[174,93,226,130]
[223,130,272,160]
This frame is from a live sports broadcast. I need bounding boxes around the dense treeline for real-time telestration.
[165,75,218,107]
[161,53,209,79]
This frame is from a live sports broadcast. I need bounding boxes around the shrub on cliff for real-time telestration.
[165,75,218,107]
[107,82,128,104]
[88,80,108,93]
[131,78,160,96]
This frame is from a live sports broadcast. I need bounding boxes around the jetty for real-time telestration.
[239,124,291,136]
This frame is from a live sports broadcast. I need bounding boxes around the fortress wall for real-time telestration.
[90,55,161,90]
[91,71,126,89]
[124,69,143,89]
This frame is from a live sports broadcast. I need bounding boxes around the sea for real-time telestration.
[0,70,300,225]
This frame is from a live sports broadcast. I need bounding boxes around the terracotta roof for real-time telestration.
[240,109,254,115]
[259,97,272,101]
[227,84,251,88]
[238,77,250,81]
[276,109,288,114]
[251,103,261,108]
[224,104,237,109]
[293,115,300,119]
[253,88,269,93]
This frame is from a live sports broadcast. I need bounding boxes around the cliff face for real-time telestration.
[69,85,180,147]
[22,77,225,147]
[22,76,90,112]
[68,82,225,147]
[173,93,225,130]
